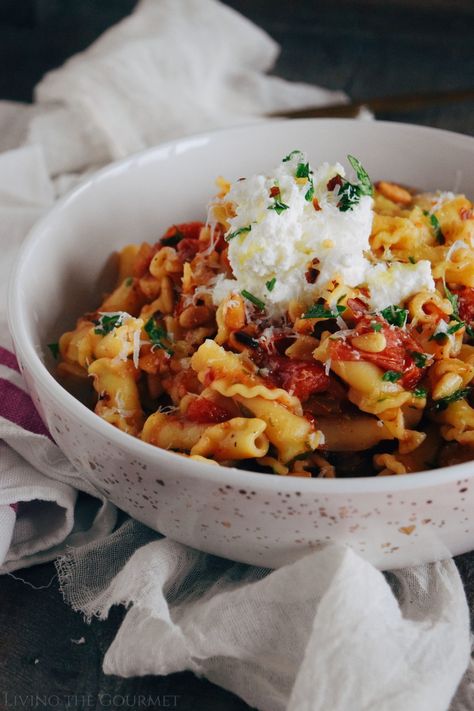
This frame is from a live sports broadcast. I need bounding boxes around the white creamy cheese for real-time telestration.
[213,154,373,317]
[366,260,435,311]
[211,153,435,316]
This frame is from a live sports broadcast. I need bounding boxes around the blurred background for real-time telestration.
[1,0,474,134]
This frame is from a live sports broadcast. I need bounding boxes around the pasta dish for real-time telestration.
[53,152,474,477]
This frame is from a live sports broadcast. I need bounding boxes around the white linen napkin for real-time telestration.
[0,1,472,709]
[56,519,473,711]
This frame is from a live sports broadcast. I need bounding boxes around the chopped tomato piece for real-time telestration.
[162,222,204,243]
[187,397,232,424]
[329,315,425,389]
[265,356,330,402]
[453,287,474,324]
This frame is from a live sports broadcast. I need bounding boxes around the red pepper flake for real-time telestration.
[305,267,320,284]
[269,186,280,198]
[327,175,343,191]
[313,197,322,211]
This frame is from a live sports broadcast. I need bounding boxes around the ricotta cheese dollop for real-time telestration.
[211,152,435,317]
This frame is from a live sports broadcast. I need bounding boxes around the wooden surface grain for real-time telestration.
[1,1,474,709]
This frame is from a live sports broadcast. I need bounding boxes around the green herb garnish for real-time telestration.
[302,302,347,320]
[241,290,265,311]
[410,351,429,368]
[336,155,374,212]
[47,342,60,359]
[266,277,276,292]
[408,256,416,264]
[433,387,470,411]
[124,277,133,286]
[226,225,252,241]
[447,321,465,334]
[304,183,315,202]
[430,331,449,344]
[413,387,428,398]
[423,210,444,244]
[268,198,289,215]
[282,150,303,162]
[295,162,311,179]
[371,321,382,332]
[382,370,403,382]
[380,304,408,328]
[94,313,125,335]
[144,316,174,356]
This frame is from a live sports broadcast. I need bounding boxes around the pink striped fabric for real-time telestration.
[0,346,51,438]
[0,346,20,373]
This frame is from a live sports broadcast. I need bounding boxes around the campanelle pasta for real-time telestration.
[54,152,474,477]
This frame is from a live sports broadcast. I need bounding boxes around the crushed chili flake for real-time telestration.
[327,175,343,191]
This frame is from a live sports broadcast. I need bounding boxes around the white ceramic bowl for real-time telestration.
[8,119,474,569]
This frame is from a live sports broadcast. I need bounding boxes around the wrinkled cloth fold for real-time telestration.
[56,519,473,711]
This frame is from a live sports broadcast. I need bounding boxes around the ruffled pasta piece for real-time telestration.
[94,317,144,365]
[149,246,182,280]
[116,244,140,283]
[428,357,474,402]
[434,399,474,445]
[215,293,246,345]
[317,415,394,451]
[190,418,269,460]
[407,290,452,327]
[59,319,101,370]
[259,457,289,476]
[89,357,144,436]
[142,412,207,451]
[233,394,322,463]
[191,340,301,412]
[374,453,407,476]
[99,277,145,315]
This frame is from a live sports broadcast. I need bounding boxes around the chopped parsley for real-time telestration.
[335,155,373,212]
[440,282,469,335]
[444,282,460,318]
[94,313,125,335]
[268,185,290,215]
[295,162,311,179]
[302,302,346,320]
[382,370,403,382]
[294,161,315,202]
[408,256,416,264]
[47,342,60,359]
[413,387,428,398]
[410,351,429,368]
[226,225,252,241]
[241,290,265,311]
[124,276,133,286]
[144,317,174,356]
[433,387,470,411]
[266,277,276,292]
[447,321,465,334]
[423,210,444,244]
[370,321,382,332]
[430,331,449,344]
[282,150,303,162]
[380,304,408,328]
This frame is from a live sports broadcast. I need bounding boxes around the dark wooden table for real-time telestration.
[1,1,474,709]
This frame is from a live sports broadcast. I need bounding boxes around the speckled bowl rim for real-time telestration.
[8,118,474,495]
